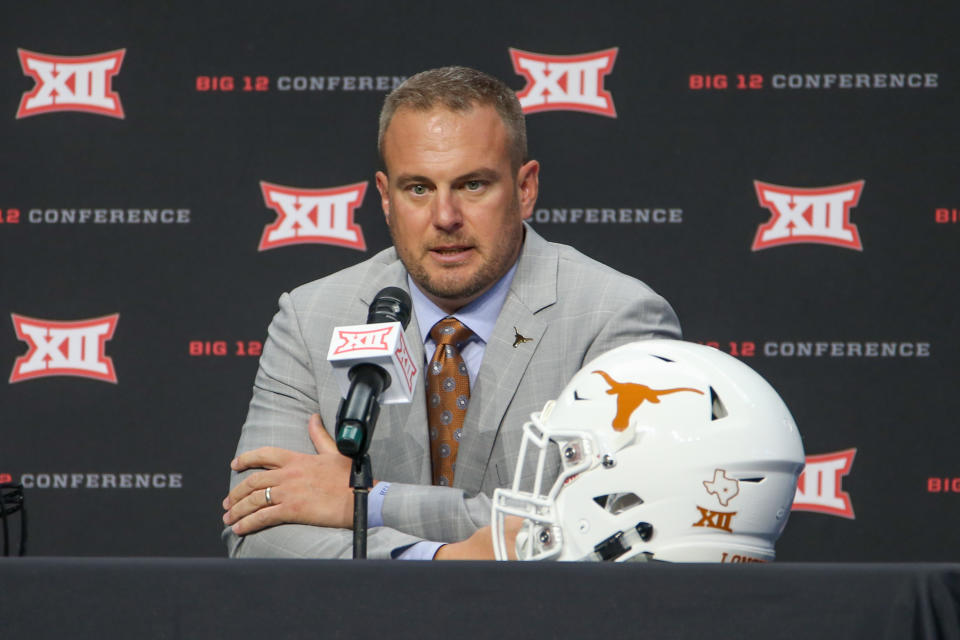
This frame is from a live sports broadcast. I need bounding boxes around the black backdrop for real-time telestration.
[2,1,958,560]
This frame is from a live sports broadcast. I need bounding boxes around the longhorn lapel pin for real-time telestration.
[512,327,533,348]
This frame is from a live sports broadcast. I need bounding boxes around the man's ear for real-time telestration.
[516,160,540,220]
[375,170,391,224]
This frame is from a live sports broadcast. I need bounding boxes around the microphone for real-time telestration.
[367,286,411,326]
[328,287,417,457]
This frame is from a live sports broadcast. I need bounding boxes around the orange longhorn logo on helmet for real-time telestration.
[592,370,704,431]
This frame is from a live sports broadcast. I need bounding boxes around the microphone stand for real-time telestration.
[334,286,412,559]
[349,455,373,559]
[336,363,387,560]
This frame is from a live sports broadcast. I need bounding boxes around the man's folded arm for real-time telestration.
[224,293,395,558]
[380,482,493,543]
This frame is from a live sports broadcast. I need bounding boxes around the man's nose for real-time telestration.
[432,188,462,230]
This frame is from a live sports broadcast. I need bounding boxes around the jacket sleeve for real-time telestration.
[223,291,426,559]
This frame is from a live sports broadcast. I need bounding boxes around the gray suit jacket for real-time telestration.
[224,225,681,558]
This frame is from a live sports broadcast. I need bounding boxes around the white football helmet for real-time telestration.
[492,340,804,563]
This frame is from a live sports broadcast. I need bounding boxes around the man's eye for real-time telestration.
[465,180,484,191]
[410,185,427,195]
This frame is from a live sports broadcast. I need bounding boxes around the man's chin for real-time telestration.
[416,270,490,305]
[421,279,484,302]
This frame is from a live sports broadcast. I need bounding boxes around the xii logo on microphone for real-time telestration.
[333,326,394,355]
[393,330,417,395]
[510,48,618,117]
[10,314,120,383]
[328,322,419,401]
[259,181,367,251]
[16,49,125,119]
[753,180,865,250]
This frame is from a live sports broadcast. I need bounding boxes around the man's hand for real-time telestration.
[434,516,524,560]
[222,414,353,535]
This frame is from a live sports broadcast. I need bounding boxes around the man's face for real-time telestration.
[376,104,539,313]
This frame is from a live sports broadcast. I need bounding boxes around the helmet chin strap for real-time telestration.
[591,521,654,561]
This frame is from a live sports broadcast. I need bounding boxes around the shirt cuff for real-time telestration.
[395,541,446,560]
[368,481,390,529]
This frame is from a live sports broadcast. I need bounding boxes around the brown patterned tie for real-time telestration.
[427,317,473,486]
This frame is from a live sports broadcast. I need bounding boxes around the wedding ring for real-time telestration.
[265,486,273,505]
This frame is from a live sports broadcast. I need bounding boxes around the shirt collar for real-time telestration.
[409,259,519,346]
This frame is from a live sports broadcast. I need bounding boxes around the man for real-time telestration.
[222,66,681,559]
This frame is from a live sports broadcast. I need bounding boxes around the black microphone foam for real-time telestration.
[367,286,411,328]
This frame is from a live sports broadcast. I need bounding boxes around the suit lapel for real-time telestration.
[454,226,558,493]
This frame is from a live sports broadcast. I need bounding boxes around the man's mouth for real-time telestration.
[429,246,474,262]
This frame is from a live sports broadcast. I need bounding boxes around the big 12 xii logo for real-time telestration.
[17,49,125,118]
[10,314,120,383]
[753,181,864,251]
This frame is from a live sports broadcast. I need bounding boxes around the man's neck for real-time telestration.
[408,258,521,347]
